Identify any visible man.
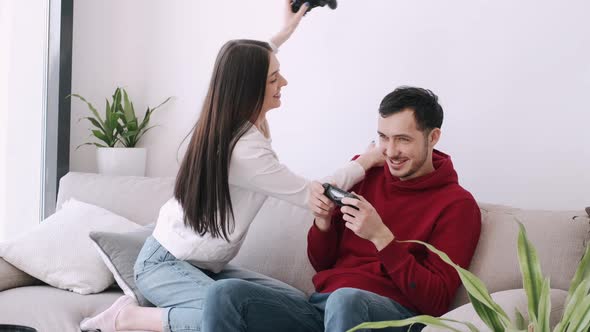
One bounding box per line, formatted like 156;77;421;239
201;86;481;332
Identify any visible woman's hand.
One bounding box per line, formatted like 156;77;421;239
354;141;386;171
270;1;309;49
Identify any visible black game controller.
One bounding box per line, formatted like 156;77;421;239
322;183;359;210
291;0;338;13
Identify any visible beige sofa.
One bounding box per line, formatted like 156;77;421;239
0;172;588;331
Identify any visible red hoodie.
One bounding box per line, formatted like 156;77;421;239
307;150;481;317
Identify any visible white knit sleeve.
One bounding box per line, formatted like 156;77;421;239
229;140;365;208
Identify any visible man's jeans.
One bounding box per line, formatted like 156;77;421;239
134;236;306;332
202;278;420;332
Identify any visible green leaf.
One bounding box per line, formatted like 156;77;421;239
468;292;508;332
346;315;479;332
122;89;137;123
91;130;112;146
515;308;527;330
566;242;590;304
149;96;172;113
134;125;158;143
516;221;544;323
138;107;152;131
138;95;171;131
563;291;590;332
75;142;104;150
537;278;551;332
554;279;590;332
80;117;105;132
402;240;511;331
69;94;105;127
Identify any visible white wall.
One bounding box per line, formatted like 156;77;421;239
70;0;590;211
0;0;48;241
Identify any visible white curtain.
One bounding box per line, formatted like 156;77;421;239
0;0;49;241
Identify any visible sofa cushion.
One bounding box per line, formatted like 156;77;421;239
0;198;142;294
424;288;567;331
89;225;155;306
0;285;122;332
451;204;589;308
56;172;174;226
0;257;40;291
231;197;317;295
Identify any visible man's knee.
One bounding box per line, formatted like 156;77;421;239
325;287;371;314
206;278;255;308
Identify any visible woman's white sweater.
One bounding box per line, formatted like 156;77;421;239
152;125;365;273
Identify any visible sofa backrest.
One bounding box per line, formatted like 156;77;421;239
237;198;590;309
57;172;174;226
57;172;590;310
451;203;589;308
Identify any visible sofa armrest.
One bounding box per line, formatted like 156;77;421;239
0;257;40;291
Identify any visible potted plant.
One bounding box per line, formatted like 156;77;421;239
69;87;171;176
347;221;590;332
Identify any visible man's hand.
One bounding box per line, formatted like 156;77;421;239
354;141;386;171
309;181;336;232
270;1;309;49
340;193;395;251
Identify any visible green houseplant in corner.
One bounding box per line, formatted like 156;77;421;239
347;222;590;332
69;87;171;176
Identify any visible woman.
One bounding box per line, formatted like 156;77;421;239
81;2;384;332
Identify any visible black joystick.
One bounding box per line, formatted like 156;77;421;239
322;183;359;210
291;0;338;13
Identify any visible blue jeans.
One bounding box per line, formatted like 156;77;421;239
134;236;306;332
202;279;421;332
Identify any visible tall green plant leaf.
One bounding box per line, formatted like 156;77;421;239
554;279;590;332
347;315;479;332
68;94;105;127
566;243;590;303
515;308;527;330
467;293;509;331
537;278;551;332
402;240;511;331
80;117;105;132
563;292;590;332
122;89;137;125
516;221;544;323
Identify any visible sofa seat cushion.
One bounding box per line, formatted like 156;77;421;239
0;285;122;332
424;288;567;331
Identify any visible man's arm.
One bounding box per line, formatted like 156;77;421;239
340;196;481;316
377;200;481;316
306;181;346;271
307;217;342;271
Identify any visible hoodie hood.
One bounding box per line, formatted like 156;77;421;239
384;149;459;191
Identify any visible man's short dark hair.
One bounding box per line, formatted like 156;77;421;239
378;86;444;132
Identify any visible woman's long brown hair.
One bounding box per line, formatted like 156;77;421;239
175;40;272;241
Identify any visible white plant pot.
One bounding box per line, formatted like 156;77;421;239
96;147;147;176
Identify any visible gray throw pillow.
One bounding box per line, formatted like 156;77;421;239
89;224;155;306
586;207;590;217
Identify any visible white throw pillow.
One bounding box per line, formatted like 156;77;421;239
0;198;142;294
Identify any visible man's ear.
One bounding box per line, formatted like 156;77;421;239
429;128;441;147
